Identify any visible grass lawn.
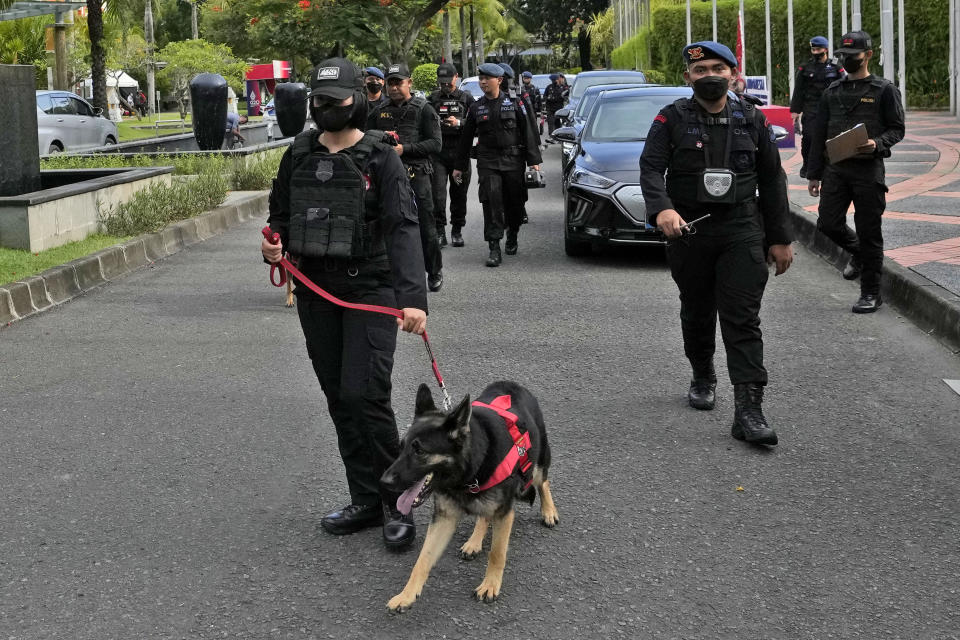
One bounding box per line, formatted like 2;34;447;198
0;234;129;286
116;112;265;142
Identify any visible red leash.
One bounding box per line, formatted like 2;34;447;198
261;226;451;409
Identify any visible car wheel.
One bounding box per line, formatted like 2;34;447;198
47;142;63;155
104;136;117;145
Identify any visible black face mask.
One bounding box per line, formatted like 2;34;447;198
692;75;729;101
366;81;382;94
814;52;827;62
311;103;354;132
842;55;865;73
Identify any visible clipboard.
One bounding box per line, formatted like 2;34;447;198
826;123;869;164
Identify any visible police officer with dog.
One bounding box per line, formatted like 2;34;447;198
806;30;905;313
639;41;794;447
368;63;444;292
261;57;427;548
427;63;474;248
790;36;842;178
453;62;541;267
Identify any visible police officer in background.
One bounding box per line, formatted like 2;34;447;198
261;58;427;548
453;63;541;267
790;36;842;178
364;67;390;114
368;63;444;292
543;73;568;136
639;41;794;447
427;62;474;248
499;63;541;149
806;31;905;313
521;71;543;121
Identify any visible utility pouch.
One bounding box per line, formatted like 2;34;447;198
293;207;361;259
697;168;737;204
524;168;545;188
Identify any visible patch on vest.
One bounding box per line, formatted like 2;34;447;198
315;159;334;182
861;97;875;103
317;67;340;80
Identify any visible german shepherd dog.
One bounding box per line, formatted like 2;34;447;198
381;381;559;612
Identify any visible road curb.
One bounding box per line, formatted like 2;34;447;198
790;204;960;354
0;192;268;328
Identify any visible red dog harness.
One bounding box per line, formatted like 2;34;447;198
468;395;534;494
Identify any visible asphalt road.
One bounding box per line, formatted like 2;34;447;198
2;146;959;640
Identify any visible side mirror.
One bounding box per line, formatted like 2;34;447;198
771;125;788;142
555;108;571;119
93;107;104;117
552;126;577;143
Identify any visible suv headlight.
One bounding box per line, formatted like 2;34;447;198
569;167;616;189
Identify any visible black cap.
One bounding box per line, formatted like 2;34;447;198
437;63;457;82
309;58;362;99
835;30;872;54
386;63;411;80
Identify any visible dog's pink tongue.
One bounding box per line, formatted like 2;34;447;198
396;477;427;515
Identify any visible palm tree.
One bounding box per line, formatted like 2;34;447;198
87;1;108;112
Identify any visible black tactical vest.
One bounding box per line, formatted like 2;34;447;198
429;89;468;139
375;96;428;164
825;76;890;153
475;94;523;155
287;130;388;260
665;97;761;205
800;58;841;114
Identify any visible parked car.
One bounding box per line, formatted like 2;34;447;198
563;86;691;256
36;90;118;155
458;75;481;97
565;70;647;113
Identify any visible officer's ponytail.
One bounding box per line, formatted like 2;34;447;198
350;88;368;130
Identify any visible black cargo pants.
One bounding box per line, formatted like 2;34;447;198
296;275;402;507
477;166;525;241
407;163;443;277
816;164;886;295
431;149;471;231
665;214;770;385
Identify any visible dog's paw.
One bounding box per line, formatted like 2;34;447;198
541;507;559;528
474;577;502;603
284;301;295;308
459;541;484;561
387;590;419;613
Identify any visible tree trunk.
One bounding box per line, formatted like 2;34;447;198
469;4;476;75
577;30;593;71
459;5;469;76
86;0;108;113
477;22;485;67
145;0;156;116
191;1;199;39
442;10;452;63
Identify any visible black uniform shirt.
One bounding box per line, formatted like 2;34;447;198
805;75;905;182
639;97;793;247
790;57;842;116
427;88;475;150
454;92;542;172
267;139;428;312
366;97;442;166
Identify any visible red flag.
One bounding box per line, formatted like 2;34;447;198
736;13;744;71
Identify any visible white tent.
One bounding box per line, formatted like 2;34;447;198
79;71;141;121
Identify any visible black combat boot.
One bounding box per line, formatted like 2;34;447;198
486;240;502;267
451;226;464;247
505;229;518;255
437;226;448;248
842;256;861;280
320;503;384;535
687;362;717;410
731;383;778;445
383;505;416;550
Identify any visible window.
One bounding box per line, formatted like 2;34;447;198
50;96;77;115
71;98;93;116
36;94;54;114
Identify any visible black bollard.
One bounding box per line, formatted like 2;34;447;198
274;82;308;138
190;73;228;151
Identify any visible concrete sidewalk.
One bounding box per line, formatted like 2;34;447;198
784;111;960;353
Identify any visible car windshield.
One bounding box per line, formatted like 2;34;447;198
571;74;644;99
460;80;481;97
583;93;688;142
575;87;632;119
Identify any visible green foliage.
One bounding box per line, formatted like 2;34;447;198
230;149;285;190
412;63;439;92
611;29;650;71
643;68;666;84
0;235;129;287
157;38;248;117
99;167;229;236
40;152;231;176
620;0;947;107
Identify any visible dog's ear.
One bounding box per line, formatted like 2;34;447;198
414;383;436;415
446;394;472;441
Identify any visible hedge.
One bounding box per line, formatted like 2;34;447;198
412;63;439;92
611;0;948;108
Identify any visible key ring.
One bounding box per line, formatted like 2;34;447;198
681;213;712;235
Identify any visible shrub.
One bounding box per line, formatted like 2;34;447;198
231;149;285;190
412;63;439;92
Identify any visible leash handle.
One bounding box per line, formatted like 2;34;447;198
261;226;287;287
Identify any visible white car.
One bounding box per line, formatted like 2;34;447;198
36;90;118;155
